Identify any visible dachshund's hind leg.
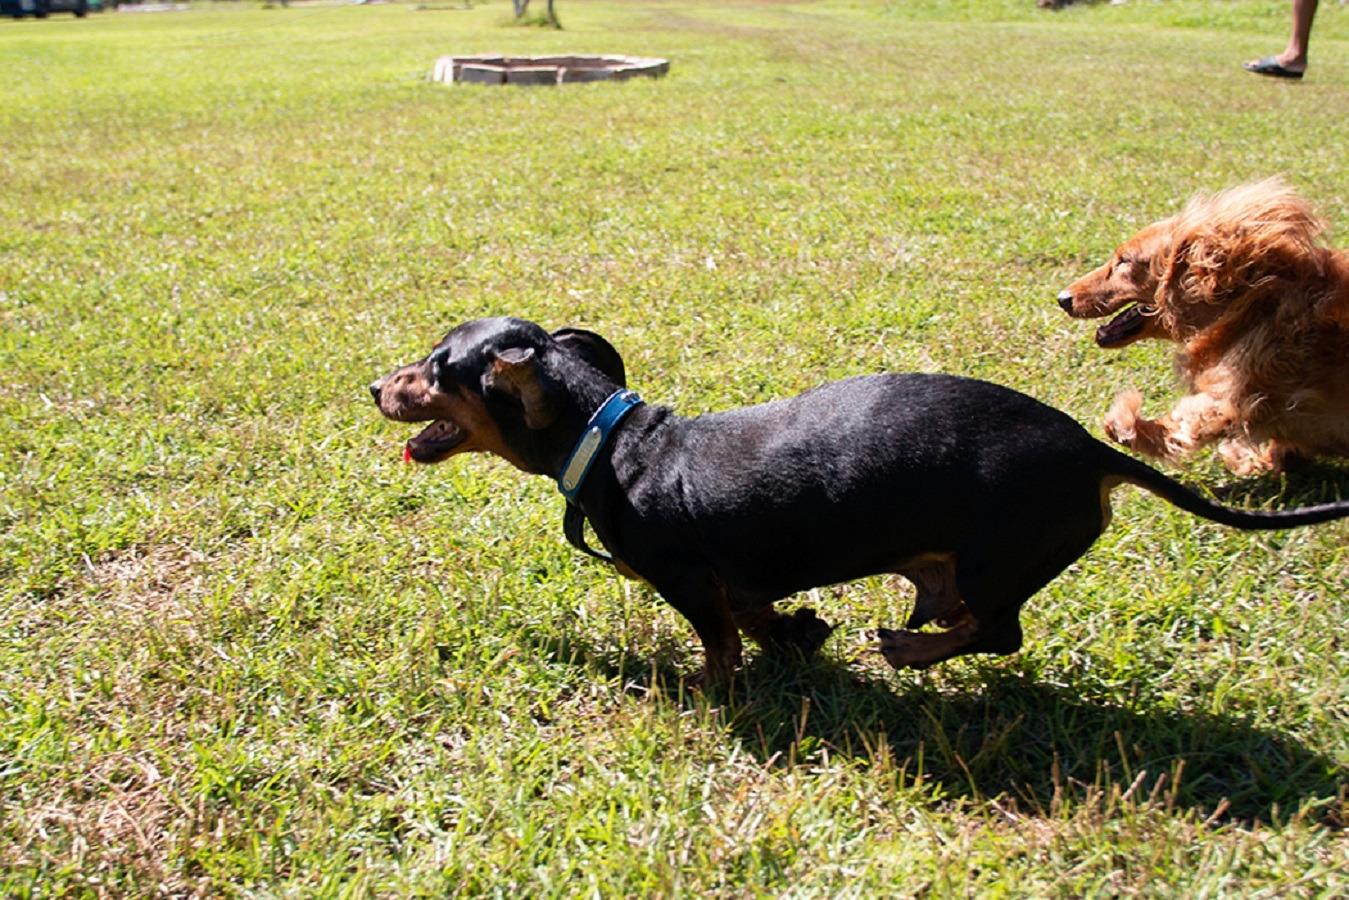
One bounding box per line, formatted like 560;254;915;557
879;510;1103;671
897;555;964;629
877;608;982;670
876;555;979;669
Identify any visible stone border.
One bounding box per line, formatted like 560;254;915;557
432;55;669;86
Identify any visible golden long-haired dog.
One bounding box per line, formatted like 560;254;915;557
1058;179;1349;475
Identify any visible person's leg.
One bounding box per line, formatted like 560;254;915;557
1248;0;1318;74
1281;0;1319;69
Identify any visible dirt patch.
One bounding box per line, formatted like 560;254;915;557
3;752;199;893
85;543;210;623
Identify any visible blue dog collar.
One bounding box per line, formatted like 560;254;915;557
557;389;644;503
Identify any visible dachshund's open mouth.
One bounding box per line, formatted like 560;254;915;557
1095;304;1148;348
405;419;466;463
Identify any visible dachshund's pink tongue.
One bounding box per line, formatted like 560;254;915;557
402;444;413;464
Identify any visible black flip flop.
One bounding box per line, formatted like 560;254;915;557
1244;55;1304;79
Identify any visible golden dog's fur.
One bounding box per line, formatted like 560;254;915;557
1060;179;1349;475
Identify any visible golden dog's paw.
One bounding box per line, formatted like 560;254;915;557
1104;390;1144;445
1218;439;1277;476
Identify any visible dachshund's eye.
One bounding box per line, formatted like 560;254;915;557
1115;258;1132;271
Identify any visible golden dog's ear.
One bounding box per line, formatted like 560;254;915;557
1171;223;1298;306
1149;236;1197;337
1155;237;1192;300
1183;230;1243;304
482;347;562;429
1160;232;1228;300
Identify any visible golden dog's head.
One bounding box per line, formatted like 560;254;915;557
1058;178;1328;350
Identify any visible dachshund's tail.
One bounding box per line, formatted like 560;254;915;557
1103;446;1349;529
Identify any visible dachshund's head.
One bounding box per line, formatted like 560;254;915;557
370;317;626;472
1058;178;1327;350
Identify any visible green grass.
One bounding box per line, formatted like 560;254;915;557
2;0;1348;893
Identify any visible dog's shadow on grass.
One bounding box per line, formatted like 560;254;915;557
1211;459;1349;508
529;631;1346;828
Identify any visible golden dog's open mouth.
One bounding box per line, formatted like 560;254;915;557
1095;304;1148;348
405;419;466;463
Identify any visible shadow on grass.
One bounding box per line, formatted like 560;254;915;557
1211;459;1349;509
528;631;1346;828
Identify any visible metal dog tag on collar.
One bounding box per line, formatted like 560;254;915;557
560;428;604;493
557;389;643;503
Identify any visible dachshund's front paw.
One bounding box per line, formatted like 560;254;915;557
686;647;742;692
682;667;721;693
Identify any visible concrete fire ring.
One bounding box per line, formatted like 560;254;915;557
432;55;669;86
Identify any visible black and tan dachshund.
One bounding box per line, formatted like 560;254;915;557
370;317;1349;685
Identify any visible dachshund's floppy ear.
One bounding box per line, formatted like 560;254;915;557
552;327;627;388
482;347;563;429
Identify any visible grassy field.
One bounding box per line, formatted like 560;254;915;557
2;0;1348;893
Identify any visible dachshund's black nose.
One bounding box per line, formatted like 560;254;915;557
1057;290;1074;312
368;380;383;404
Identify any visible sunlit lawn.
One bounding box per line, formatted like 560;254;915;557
2;0;1347;893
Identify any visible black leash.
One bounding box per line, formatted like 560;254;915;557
557;389;644;567
563;502;614;564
